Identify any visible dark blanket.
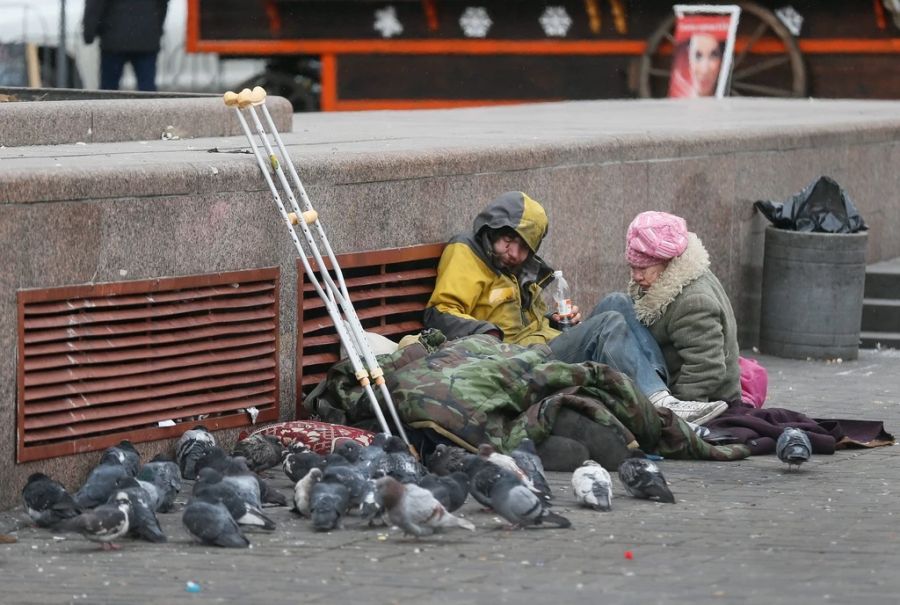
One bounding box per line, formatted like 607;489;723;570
706;404;894;456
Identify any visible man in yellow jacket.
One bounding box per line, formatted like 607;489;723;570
424;191;726;427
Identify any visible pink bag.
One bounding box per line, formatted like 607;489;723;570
739;356;768;408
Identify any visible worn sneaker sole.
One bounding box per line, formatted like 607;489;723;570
687;401;728;425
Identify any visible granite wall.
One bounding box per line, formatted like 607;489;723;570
1;97;898;508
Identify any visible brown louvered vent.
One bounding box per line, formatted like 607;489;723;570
296;243;446;411
17;268;281;462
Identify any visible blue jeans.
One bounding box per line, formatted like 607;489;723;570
548;292;668;397
100;51;158;91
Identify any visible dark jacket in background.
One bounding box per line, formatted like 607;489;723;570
83;0;169;53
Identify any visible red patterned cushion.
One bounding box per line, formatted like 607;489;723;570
249;420;376;455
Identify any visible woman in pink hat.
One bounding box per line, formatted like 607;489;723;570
596;211;741;417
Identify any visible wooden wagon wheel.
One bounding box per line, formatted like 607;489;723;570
638;1;807;98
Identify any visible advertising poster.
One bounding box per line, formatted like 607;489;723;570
668;5;741;99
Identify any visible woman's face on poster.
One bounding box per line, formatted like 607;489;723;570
689;33;723;96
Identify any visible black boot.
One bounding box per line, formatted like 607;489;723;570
548;408;632;470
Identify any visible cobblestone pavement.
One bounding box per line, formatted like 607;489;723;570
1;349;898;605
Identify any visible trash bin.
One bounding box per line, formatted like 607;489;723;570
759;226;868;360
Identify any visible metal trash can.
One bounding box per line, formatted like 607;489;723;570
759;226;868;360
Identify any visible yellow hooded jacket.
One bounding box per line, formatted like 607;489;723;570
424;191;561;345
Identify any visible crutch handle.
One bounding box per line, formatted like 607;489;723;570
237;87;267;108
288;210;318;225
222;90;240;107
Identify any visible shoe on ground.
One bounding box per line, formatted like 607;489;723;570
650;393;728;425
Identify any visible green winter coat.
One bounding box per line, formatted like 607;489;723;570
629;234;742;402
303;331;750;461
424;191;560;345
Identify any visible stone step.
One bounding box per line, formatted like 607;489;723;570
864;257;900;299
860;298;900;332
859;331;900;350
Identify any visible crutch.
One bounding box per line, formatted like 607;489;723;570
223;87;410;445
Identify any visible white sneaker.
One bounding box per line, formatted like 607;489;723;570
649;393;728;425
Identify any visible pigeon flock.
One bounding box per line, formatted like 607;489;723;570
20;425;814;549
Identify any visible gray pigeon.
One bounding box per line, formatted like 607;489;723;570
490;472;571;529
175;426;216;480
63;491;131;550
282;448;326;483
183;496;249;548
192;468;276;530
309;479;351;531
322;463;372;509
137;455;182;513
618;452;675;503
375;476;475;537
113;478;167;543
74;458;130;509
776;427;812;471
100;441;141;477
462;455;504;509
510;438;553;502
22;473;81;528
222;456;287;507
371;436;426;483
418;472;469;513
232;434;284;473
426;443;471;476
571;460;613;511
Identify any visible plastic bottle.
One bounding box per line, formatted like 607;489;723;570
551;270;574;332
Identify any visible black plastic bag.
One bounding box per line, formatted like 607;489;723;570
754;176;867;233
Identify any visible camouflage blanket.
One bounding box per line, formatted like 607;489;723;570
303;332;750;461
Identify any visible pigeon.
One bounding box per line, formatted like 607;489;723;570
74;458;131;509
292;467;323;517
426;443;471;476
100;441;141;477
509;438;553;502
283;448;326;483
478;443;543;498
322;463;374;510
375;476;475;537
113;478;167;543
137;455;182;513
418;472;469;512
183;496;249;548
193;445;231;476
776;427;812;471
618;451;675;503
462;455;505;509
571;460;613;512
232;434;284;473
63;491;132;550
21;473;81;528
371;437;426;483
175;426;216;480
490;472;571;529
192;468;276;530
309;479;351;531
133;478;163;513
222;455;287;507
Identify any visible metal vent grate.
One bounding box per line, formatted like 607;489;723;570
17;268;281;462
296;244;446;410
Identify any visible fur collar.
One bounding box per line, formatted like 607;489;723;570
628;233;710;326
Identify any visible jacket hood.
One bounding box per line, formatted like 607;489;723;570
472;191;548;253
628;233;711;325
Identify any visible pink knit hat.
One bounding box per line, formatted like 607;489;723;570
625;211;689;268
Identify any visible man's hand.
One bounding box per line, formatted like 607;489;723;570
551;305;582;326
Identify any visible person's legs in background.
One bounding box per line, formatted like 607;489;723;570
130;52;159;92
591;292;668;384
548;308;726;425
99;51;128;90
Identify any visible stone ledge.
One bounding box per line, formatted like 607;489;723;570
0;96;293;147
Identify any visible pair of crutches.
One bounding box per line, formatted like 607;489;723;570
223;87;409;445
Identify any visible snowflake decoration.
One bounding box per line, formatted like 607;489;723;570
539;6;572;37
459;7;492;38
374;6;403;38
